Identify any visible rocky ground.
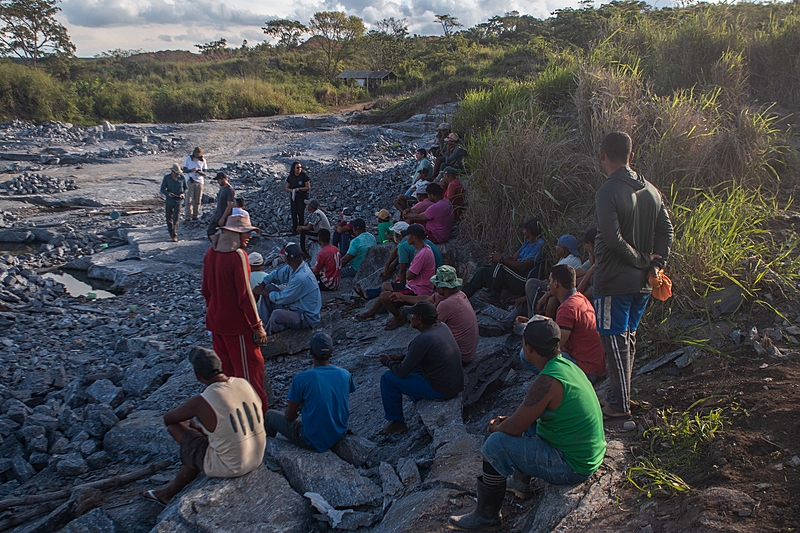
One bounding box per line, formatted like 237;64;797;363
0;109;798;532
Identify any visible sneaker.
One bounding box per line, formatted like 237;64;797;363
506;470;533;499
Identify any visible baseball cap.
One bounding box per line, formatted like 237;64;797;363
304;199;320;209
375;209;391;221
518;217;541;233
577;227;597;245
557;234;580;257
390;221;409;234
442;167;458;176
350;218;366;229
415;183;428;195
213;172;227;181
171;163;181;173
188;346;222;380
248;252;264;266
407;301;438;324
521;315;561;352
281;242;302;259
401;224;426;239
309;331;333;359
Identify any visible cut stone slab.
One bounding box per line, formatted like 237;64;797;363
260;328;314;359
151;464;312;533
331;433;377;467
423;433;483;490
0;229;34;243
59;507;117;533
86;379;124;407
267;438;381;508
416;396;465;450
352;242;394;288
103;410;177;463
372;487;465;533
139;360;203;412
636;348;685;376
697;285;746;317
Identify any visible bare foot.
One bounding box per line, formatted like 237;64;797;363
379;421;408;435
355;312;374;322
384;318;407;330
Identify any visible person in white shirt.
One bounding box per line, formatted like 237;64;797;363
183;147;207;222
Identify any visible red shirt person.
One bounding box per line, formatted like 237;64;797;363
312;228;341;291
440;167;466;222
202;214;269;409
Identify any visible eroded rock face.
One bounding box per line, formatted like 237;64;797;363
151;464;313;533
267;438;382;508
103;410;177;464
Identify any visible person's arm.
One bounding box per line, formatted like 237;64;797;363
596;192;650;269
269;272;307;305
341;253;354;268
396;263;408;284
652;200;674;271
405;212;428;223
577;264;594;294
284;178;293;193
201;251;212;304
160;176;169;197
164;395;217;432
285;400;301;421
558;329;572;351
220;198;234;224
300;177;311;192
487;375;562;436
385;337;425;378
233;250;263;330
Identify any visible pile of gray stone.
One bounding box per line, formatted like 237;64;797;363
0;120;86;144
1;173;77;195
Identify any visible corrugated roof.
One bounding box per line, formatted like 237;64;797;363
338;70;394;79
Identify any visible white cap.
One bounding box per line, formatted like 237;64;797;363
415;183;428;195
248;252;264;266
389;221;409;234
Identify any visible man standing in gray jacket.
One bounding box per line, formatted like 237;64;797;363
593;132;673;420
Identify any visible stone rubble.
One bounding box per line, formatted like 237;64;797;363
1;173;78;195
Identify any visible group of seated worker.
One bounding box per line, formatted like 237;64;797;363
145;331;356;504
526;227;596;318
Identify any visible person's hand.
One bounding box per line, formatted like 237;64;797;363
536;292;550;312
488;416;507;433
389;293;406;303
179;194;185;199
489;252;502;263
649;254;662;263
253;324;267;345
514;316;529;327
380;268;391;280
379;354;390;366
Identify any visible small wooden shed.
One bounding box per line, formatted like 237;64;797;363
337;70;397;90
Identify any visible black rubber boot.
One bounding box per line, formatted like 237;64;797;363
506;469;533;499
448;476;505;531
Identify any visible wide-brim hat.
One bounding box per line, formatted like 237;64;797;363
437;122;451;130
444;133;459;142
220;214;260;234
171;163;181;173
430;265;462;289
375;208;391;220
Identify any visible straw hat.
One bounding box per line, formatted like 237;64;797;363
219;214;260;234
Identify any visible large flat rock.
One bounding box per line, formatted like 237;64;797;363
150;464;312;533
373;487;469;533
416;396;465;450
423;433;483;491
267;438;381;509
103;410;177;464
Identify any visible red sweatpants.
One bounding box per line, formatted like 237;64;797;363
211;333;268;411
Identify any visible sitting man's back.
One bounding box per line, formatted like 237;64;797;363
266;332;356;452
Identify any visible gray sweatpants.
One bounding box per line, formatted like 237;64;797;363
601;331;637;413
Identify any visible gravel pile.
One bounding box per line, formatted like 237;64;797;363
1;173;78;195
0;120;86;143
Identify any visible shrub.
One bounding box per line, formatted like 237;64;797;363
0;62;79;122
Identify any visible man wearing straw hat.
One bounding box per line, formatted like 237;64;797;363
202;213;268;410
160;163;186;242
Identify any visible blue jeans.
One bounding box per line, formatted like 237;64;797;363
265;410;314;450
332;232;352;258
380;369;448;422
482;422;591;484
341;265;357;278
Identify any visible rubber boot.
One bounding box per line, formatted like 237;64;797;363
506;469;533;499
448;476;505;531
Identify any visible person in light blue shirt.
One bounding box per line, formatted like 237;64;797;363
252;243;321;335
265;332;356;452
341;218;377;278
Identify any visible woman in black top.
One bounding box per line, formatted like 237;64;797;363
285;161;311;234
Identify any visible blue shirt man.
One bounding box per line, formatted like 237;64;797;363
253;243;321;335
265;332;356;452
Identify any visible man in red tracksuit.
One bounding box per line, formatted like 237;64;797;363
202;214;269;410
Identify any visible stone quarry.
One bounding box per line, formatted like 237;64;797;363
0;108;778;532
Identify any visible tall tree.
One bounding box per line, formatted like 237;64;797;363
309;11;364;79
362;17;409;71
262;19;307;49
0;0;74;68
434;14;462;51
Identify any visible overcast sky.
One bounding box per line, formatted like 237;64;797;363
57;0;600;57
